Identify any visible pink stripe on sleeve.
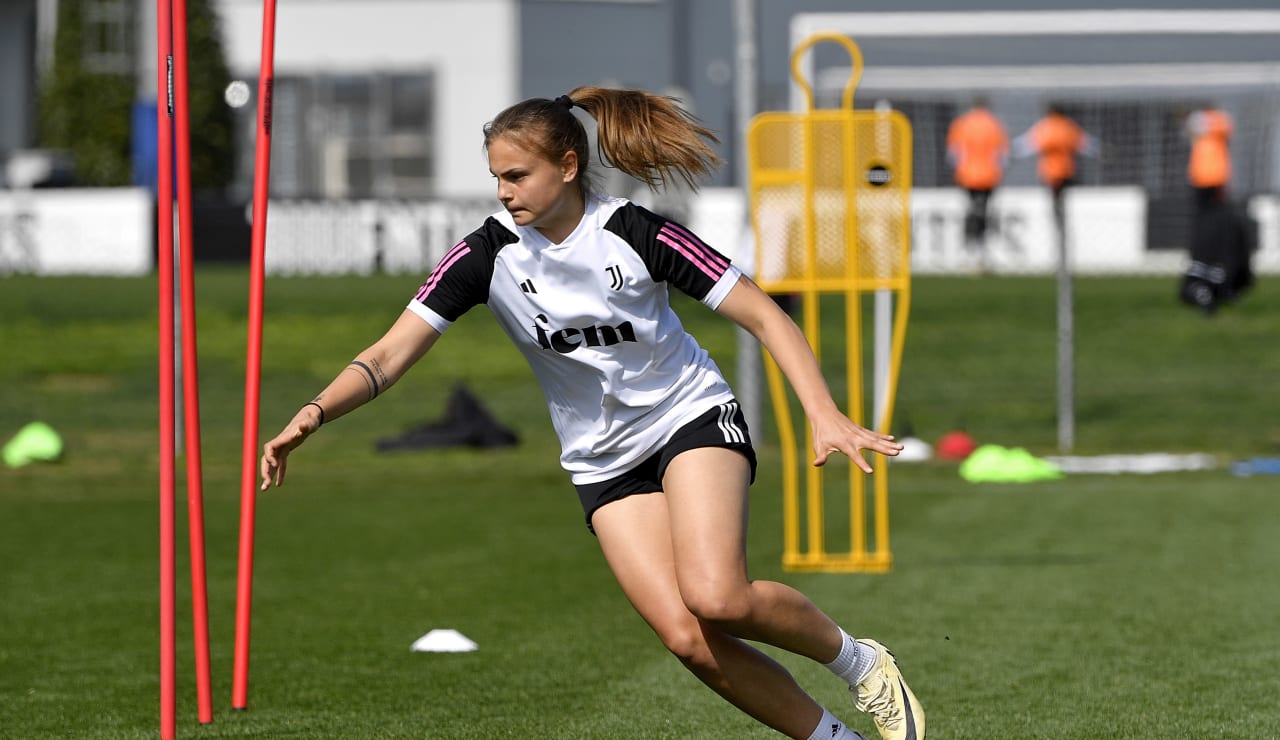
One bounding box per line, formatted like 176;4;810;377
657;224;727;280
663;222;729;270
657;232;721;280
415;241;471;301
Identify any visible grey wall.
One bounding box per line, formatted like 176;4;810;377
0;0;38;170
519;0;680;95
520;0;740;186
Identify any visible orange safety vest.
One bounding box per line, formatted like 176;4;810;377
1025;113;1087;188
1187;109;1232;188
947;108;1009;190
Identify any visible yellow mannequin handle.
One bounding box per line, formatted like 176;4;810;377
790;32;864;111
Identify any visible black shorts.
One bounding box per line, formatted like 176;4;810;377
574;401;757;533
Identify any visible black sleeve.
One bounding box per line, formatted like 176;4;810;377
412;217;515;322
604;203;733;301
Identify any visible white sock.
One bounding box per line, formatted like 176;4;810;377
806;707;863;740
823;629;878;686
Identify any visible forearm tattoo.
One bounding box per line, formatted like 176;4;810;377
348;360;383;401
370;358;388;387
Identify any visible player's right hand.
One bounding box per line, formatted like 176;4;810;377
259;407;322;490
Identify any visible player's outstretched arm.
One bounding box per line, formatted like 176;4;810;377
260;310;441;490
715;275;902;473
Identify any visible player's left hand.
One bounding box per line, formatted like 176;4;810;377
810;411;903;473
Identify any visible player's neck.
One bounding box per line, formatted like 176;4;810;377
534;192;586;244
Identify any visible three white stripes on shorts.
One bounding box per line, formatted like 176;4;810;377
717;402;745;444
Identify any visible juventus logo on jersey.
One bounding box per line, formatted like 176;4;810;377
519;278;537;294
606;265;624;290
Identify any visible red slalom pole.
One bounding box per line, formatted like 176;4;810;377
233;0;279;711
170;0;215;724
156;0;176;736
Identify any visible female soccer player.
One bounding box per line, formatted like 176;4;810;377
259;87;925;740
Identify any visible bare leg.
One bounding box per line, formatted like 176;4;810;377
656;446;927;739
661;447;846;662
593;492;826;739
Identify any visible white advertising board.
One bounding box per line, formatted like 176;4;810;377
0;188;152;276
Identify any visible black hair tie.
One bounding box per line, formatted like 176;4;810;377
554;95;574;111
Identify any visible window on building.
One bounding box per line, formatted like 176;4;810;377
82;0;132;75
232;71;435;200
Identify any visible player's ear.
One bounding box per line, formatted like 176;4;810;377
560;150;579;184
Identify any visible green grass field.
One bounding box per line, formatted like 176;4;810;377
2;270;1278;738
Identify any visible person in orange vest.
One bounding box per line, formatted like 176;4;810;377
1186;107;1233;212
1013;104;1097;219
947;97;1009;252
1180;107;1252;314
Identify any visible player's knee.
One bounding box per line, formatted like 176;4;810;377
658;624;712;668
680;588;751;626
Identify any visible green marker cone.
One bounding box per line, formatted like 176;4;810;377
3;421;64;468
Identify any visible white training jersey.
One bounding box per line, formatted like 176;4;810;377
406;195;742;484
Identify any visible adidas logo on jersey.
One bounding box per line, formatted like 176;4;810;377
533;313;637;354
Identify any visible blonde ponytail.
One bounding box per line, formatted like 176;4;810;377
568;86;722;190
483;86;722;195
